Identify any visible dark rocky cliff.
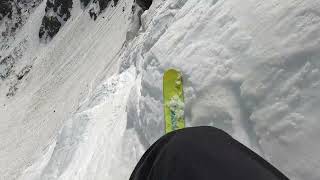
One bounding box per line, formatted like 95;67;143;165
39;0;73;41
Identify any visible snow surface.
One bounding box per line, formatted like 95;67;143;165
1;0;320;179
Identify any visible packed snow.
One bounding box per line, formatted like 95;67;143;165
0;0;320;179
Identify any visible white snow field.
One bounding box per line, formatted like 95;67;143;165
0;0;320;179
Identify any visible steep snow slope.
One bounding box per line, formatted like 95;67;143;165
125;0;320;180
0;0;134;179
122;0;320;179
1;0;320;180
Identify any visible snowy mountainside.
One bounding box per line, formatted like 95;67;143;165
0;0;135;179
0;0;320;180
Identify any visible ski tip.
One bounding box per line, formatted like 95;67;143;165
163;69;182;80
164;68;181;74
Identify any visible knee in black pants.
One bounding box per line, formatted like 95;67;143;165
130;126;289;180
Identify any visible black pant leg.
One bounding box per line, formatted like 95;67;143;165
129;126;289;180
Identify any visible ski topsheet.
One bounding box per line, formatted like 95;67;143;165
163;69;185;133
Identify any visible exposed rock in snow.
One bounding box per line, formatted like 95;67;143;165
0;55;15;79
39;0;73;41
87;0;119;20
80;0;91;8
0;0;13;21
136;0;153;10
0;0;42;50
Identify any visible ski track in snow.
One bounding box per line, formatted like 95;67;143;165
0;0;320;179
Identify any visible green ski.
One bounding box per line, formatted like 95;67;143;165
163;69;185;133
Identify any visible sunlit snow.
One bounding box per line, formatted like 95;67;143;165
0;0;320;180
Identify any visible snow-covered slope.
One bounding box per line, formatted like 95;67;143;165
128;0;320;179
1;0;134;179
1;0;320;179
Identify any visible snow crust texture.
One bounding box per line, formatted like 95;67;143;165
0;0;320;179
122;0;320;179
